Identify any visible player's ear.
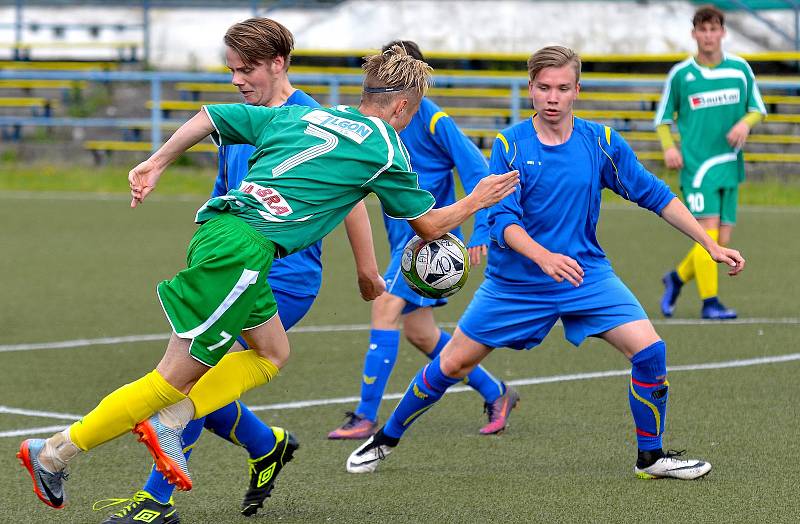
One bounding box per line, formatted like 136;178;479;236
271;55;286;72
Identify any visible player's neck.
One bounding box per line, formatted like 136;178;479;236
695;50;723;68
532;114;574;146
266;77;295;107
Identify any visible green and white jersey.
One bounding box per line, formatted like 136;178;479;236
654;54;767;189
197;104;435;256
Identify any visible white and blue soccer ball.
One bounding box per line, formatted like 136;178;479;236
400;233;470;299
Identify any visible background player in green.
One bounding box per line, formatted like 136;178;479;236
18;46;520;512
655;5;766;320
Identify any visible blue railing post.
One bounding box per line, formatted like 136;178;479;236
150;76;162;153
510;82;521;124
330;78;340;107
13;0;23;61
142;0;151;66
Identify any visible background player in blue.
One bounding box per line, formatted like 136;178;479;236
328;40;518;441
346;46;745;480
100;18;382;523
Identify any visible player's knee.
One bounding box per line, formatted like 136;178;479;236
405;329;438;352
249;341;290;369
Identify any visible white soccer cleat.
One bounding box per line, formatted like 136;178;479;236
634;450;712;480
346;433;395;474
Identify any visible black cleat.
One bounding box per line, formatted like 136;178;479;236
241;427;299;517
94;490;180;524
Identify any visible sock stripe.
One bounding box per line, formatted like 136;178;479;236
631;377;666;388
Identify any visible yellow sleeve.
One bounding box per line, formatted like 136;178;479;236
740;111;765;129
656;124;676;151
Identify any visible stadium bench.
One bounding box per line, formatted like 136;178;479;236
83;140;216;164
0;60;119;71
6;41;141;62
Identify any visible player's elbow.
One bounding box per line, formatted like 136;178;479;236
409;217;442;241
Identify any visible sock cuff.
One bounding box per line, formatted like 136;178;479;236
369;328;401;346
630;340;667;382
423;358;461;392
147;370;187;405
705;228;720;241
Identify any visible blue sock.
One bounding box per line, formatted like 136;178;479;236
355;329;400;422
384;357;460;439
628;340;669;452
143;417;205;504
427;330;505;403
203;401;276;459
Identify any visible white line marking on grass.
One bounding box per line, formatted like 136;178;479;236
0;405;82;420
3;352;799;438
1;318;798;353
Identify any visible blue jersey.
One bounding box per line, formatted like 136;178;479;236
487;117;675;290
212;89;322;297
382;97;490;252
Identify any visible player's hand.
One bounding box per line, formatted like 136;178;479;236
128;158;164;208
358;273;385;301
709;245;746;276
534;250;584;287
472;170;520;209
726;121;750;150
663;147;683;170
468;244;488;266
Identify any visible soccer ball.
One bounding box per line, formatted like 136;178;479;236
400;233;470;299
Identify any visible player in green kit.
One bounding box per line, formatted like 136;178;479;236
655;5;766;320
18;46;520;512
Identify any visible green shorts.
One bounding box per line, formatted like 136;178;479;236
680;184;739;225
157;213;277;366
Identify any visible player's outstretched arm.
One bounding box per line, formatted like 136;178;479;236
409;170;519;241
504;224;584;287
344;200;385;301
660;198;745;276
129;111;215;208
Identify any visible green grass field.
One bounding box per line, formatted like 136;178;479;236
1;187;799;523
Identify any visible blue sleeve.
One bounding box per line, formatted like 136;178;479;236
430;113;490;247
600;128;675;214
211;146;228;198
487;134;524;249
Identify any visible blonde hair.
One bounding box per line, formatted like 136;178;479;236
224;18;294;68
361;45;432;106
527;45;581;83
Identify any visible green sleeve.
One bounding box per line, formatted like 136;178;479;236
654;67;680;126
203;104;278;146
743;62;767;115
366;165;435;219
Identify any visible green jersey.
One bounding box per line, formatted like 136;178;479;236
197;104;435;256
654;54;766;189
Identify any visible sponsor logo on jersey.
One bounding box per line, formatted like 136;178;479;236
239;181;293;216
301;109;373;143
688;88;740;110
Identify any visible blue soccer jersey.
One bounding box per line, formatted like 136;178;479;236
381;97;490;310
487;117;675;290
383;97;490;251
212;89;322;297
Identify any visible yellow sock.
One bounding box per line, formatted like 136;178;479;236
676;247;695;283
694;229;719;300
189;350;279;419
69;370;185;451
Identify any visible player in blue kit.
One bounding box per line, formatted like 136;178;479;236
98;18;382;523
328;41;518;441
346;46;745;480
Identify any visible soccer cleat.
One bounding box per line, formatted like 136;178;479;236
345;429;397;474
133;415;192;491
17;439;68;509
635;450;712;480
479;387;520;435
327;411;378;440
701;299;737;320
241;427;299;517
94;491;180;524
660;270;683;317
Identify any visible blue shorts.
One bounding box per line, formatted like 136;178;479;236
384;247;447;315
236;288;315;348
458;274;647;350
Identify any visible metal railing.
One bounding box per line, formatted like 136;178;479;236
0;69;798;153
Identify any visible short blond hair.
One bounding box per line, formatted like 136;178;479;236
527;45;581;83
361;45;432;106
